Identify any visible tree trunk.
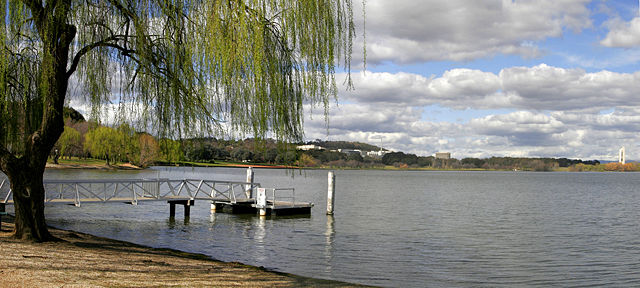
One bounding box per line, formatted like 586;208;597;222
0;2;76;242
7;163;53;242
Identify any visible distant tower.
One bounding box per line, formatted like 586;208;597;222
619;147;626;164
372;135;383;152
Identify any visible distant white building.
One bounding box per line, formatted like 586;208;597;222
296;144;324;151
619;147;626;164
367;150;388;158
435;152;451;160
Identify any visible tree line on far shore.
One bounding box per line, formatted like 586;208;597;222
55;111;163;167
55;108;635;171
54;108;300;167
297;150;611;171
299;150;640;172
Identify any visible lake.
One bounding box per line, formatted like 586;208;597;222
5;168;640;287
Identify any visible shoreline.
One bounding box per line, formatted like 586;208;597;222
45;158;635;172
45;162;144;170
0;216;369;287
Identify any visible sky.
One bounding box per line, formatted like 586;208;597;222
301;0;640;161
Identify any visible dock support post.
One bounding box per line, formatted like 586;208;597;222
184;202;191;218
327;171;335;215
210;201;217;212
168;199;194;218
245;167;254;198
169;202;176;218
257;188;267;216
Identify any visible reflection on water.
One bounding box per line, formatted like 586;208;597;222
253;216;267;262
16;167;640;287
167;217;190;227
324;215;335;274
209;210;217;223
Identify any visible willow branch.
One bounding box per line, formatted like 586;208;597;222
66;35;134;78
107;0;139;24
20;0;43;17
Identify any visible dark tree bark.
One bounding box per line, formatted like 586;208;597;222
7;161;52;241
1;0;76;241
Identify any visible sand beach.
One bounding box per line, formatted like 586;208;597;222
0;217;366;287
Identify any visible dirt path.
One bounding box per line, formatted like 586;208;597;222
0;219;367;287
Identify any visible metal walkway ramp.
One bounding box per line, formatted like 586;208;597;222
0;178;313;216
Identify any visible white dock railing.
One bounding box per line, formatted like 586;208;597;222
270;188;297;208
0;178;261;207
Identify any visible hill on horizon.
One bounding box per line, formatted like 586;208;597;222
306;140;384;152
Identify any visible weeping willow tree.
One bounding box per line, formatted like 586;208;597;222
0;0;359;241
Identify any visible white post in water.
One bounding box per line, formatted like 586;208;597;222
257;187;267;216
210;186;217;212
245;167;254;198
327;171;335;215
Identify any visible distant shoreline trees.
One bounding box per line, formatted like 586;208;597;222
55;110;633;172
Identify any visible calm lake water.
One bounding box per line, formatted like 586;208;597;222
5;168;640;287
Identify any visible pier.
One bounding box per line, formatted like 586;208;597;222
0;174;313;217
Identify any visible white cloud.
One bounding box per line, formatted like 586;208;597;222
341;64;640;112
469;111;566;146
601;17;640;47
552;110;640;131
305;105;640;160
357;0;592;64
304;63;640;160
307;2;640;160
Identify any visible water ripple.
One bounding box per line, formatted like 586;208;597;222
34;168;640;287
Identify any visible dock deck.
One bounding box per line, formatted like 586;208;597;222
0;178;313;217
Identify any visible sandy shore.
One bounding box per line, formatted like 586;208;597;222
0;217;367;287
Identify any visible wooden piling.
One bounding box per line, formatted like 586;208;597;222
210;201;217;212
169;202;176;218
168;199;194;218
184;204;190;219
256;188;267;216
327;171;335;215
245;167;254;198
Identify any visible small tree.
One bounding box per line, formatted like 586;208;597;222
159;139;184;163
57;126;83;159
298;153;319;167
84;126;123;165
117;124;139;163
136;134;160;167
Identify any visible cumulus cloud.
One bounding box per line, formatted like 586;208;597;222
552;110;640;131
469;111;566;146
340;64;640;112
305;63;640;160
305;105;640;159
356;0;591;64
601;17;640;47
303;2;640;160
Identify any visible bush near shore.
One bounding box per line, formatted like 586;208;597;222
569;162;640;172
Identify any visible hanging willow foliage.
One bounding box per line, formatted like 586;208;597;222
96;0;353;141
1;0;357;153
0;0;359;242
